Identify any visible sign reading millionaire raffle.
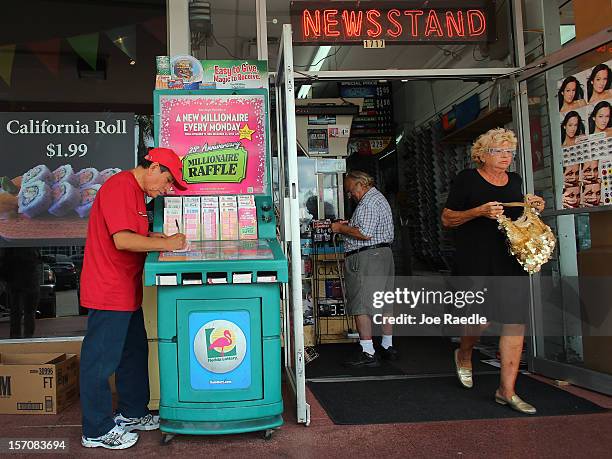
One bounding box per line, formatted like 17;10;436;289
156;92;269;196
290;0;496;45
0;112;135;245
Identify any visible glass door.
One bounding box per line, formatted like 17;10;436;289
275;24;310;425
517;37;612;395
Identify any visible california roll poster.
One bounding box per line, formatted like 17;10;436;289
0;112;135;245
157;93;268;195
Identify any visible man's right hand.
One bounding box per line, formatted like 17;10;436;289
164;233;187;251
477;201;504;219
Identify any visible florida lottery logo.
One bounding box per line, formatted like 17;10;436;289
194;320;246;373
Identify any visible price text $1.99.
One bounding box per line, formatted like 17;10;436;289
46;143;88;158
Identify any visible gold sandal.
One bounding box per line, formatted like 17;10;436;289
454;349;473;389
495;391;537;415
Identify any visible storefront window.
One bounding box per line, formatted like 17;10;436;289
0;1;166;340
524;45;612;374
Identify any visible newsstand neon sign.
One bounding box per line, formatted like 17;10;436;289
290;1;495;44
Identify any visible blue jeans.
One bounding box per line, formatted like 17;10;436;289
80;308;150;438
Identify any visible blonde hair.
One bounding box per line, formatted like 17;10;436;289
471;128;518;166
346;170;375;187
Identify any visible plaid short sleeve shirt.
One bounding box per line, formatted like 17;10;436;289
345;187;394;252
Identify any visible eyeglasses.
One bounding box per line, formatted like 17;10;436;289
488;148;517;157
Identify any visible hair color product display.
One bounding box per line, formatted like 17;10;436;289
559;59;612;209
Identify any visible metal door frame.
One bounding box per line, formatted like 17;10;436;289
275;23;310;426
513;26;612;395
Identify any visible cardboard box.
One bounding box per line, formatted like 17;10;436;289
142;286;158;340
148;341;160;411
0;353;78;414
303;324;315;347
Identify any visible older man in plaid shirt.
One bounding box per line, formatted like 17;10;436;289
331;170;396;367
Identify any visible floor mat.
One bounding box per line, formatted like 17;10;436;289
308;374;608;424
306;337;496;379
306;343;404;379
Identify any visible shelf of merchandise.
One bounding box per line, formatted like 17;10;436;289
310;250;356;344
403;122;472;271
441;108;513;144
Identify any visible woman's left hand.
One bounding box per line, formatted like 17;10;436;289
526;194;545;212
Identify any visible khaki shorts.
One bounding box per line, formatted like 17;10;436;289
344;247;394;316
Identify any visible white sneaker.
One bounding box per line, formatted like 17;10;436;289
114;412;160;432
81;425;139;449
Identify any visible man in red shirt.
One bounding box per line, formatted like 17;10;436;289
80;148;187;450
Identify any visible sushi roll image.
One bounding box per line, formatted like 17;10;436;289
52;165;78;186
48;182;80;217
18;180;53;218
97;168;122;184
75;168;100;189
75;184;101;218
22;165;52;185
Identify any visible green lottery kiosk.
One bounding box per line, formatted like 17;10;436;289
144;85;287;443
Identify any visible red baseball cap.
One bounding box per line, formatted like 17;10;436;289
145;147;188;191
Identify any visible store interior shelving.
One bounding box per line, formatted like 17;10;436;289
403;123;471;271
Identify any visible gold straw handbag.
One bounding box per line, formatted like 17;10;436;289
496;201;556;274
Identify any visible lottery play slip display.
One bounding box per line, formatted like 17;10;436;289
145;87;287;443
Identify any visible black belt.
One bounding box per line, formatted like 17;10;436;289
345;243;390;257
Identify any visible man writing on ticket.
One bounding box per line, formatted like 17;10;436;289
79;147;188;450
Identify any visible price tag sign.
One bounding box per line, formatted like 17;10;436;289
0;112;135;245
0;113;135;180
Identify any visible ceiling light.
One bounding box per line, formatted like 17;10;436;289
309;45;331;71
297;46;332;99
298;84;311;99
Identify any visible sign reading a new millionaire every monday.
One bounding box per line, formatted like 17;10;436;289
157;93;268;195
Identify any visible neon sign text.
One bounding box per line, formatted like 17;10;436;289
291;1;495;44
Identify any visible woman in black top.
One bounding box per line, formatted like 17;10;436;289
441;128;545;415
